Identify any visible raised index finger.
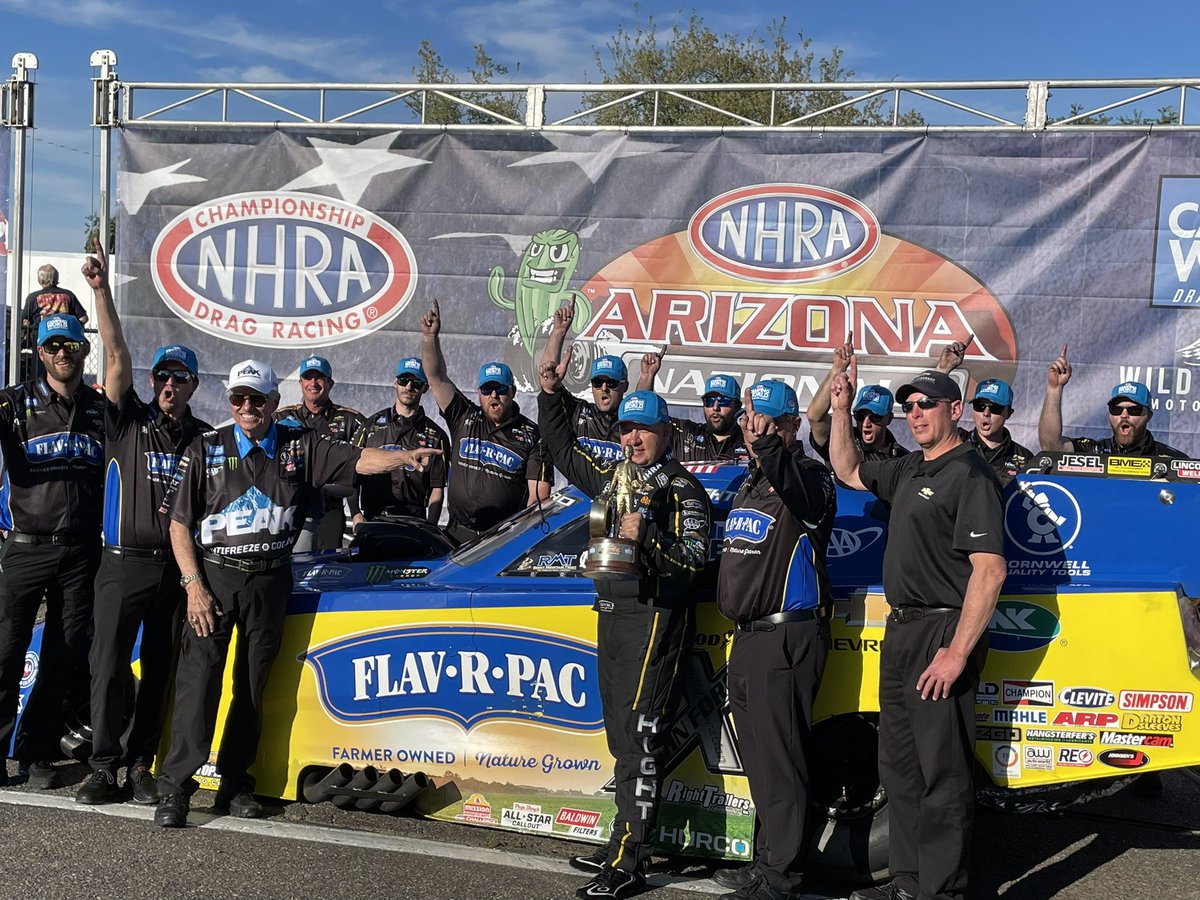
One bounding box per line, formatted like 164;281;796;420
743;387;754;416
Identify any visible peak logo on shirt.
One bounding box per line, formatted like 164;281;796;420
723;509;775;544
200;486;296;544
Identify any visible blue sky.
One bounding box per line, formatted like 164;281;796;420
2;0;1195;250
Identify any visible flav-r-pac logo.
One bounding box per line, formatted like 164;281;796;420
1152;176;1200;308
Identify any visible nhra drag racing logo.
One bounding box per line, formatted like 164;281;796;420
152;191;417;348
303;624;603;730
20;651;38;690
688;184;880;283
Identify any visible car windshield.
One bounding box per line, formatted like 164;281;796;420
449;491;582;567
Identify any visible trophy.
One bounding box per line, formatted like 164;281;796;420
583;446;643;580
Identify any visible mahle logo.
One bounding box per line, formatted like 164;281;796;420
988;600;1061;652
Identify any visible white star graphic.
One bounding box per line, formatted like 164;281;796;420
431;222;600;254
279;132;429;203
118;159;207;216
508;134;676;183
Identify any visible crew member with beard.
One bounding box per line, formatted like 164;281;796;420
354;356;449;523
1038;343;1188;460
807;337;908;465
538;346;711;900
0;312;105;789
420;299;552;543
74;241;213;806
638;349;749;462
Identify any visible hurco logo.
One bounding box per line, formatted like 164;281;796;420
152;191;417;347
303;624;603;730
988;601;1061;652
688;184;879;283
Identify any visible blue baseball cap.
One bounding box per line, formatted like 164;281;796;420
703;374;741;401
973;378;1014;408
396;357;428;383
37;314;84;345
853;385;894;417
1111;381;1151;406
589;355;628;382
151;345;199;376
748;380;799;419
300;355;333;378
478;361;514;389
617;390;670;426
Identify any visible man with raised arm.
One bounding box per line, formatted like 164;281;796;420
638;348;748;462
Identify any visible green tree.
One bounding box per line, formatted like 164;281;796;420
1048;101;1179;126
83;213;116;254
410;40;523;126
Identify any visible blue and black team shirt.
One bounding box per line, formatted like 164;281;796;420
167;422;360;561
0;378;105;535
671;418;749;463
559;393;623;465
717;438;836;622
103;386;212;550
355;406;449;519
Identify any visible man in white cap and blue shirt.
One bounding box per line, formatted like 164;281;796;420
154;359;441;827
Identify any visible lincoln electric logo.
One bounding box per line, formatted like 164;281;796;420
152;191;417;347
688;184;880;283
303;625;603;730
723;510;774;544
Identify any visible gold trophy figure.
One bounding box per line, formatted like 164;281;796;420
583;445;643;579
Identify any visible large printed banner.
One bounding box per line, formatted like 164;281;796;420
116;128;1200;455
0;126;10;378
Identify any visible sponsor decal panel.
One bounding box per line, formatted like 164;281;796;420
1053;711;1118;727
1058;687;1115;709
1106;457;1151;477
657;826;752;860
992;744;1021;778
1099;731;1175;748
1002;680;1054;706
977;726;1021;743
1024;744;1055;772
1118;690;1193;712
1171;459;1200;479
1025;729;1096;745
1122;713;1184;733
1058;748;1094;768
1098;749;1151;769
994;709;1047;724
988;600;1062;652
501;801;554;833
1004;483;1090;579
555;807;604;839
461;792;494;824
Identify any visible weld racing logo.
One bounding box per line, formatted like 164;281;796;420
152;190;416;347
303;624;603;730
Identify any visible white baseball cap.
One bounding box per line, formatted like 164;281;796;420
225;359;279;395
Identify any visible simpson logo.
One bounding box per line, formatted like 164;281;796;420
1098;749;1150;769
458;438;523;473
1058;687;1115;709
1057;748;1094;767
688;184;880;283
152;190;416;348
988;600;1061;653
303;624;602;730
1004;481;1082;557
20;651;38;690
1122;713;1184;732
1119;690;1193;712
1106;456;1151;477
723;510;775;545
1002;680;1054;706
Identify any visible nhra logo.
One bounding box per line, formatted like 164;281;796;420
988;600;1061;652
459;438;522;473
1004;481;1082;556
688;184;880;283
152;191;417;348
303;624;603;730
723;510;775;544
827;524;884;558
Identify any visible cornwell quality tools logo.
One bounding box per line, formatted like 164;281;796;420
152;191;417;347
302;625;603;730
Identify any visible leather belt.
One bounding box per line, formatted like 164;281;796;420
201;551;289;574
736;608;822;632
888;606;958;625
6;532;87;547
105;545;169;561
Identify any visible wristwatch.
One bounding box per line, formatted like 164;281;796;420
179;572;203;587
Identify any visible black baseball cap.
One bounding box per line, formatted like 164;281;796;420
895;370;962;404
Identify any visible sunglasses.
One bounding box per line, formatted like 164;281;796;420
900;398;949;414
153;368;194;385
1108;402;1147;417
41;339;82;355
229;393;268;409
591;377;622;390
854;411;886;424
971;399;1008;415
702;395;735;409
479;383;511;397
395;375;426;389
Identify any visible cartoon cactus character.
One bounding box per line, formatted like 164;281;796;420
488;228;592;357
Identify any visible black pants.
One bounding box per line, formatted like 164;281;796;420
878;610;986;900
597;598;693;874
88;551;184;773
157;562;292;796
728;619;828;892
0;538;99;763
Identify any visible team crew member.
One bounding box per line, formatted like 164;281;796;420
154;360;440;828
957;379;1033;484
828;366;1005;900
638;349;749;462
75;243;213;806
354;357;450;523
21;264;88;380
1039;344;1188;459
808;338;907;465
274;355;364;549
0;313;105;789
539;349;712;900
420;299;552;542
711;381;836;900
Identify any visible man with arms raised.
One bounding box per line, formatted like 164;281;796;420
638;348;748;462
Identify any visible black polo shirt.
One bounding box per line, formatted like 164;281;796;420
103;386;213;550
441;391;550;532
811;426;909;466
560;394;623;465
1069;429;1189;460
356;406;449;519
274;399;364;444
0;378;106;535
859;442;1004;609
167;422;360;561
671;418;749;463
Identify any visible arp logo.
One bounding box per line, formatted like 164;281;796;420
152;190;416;348
687;184;880;283
988;600;1061;652
827;525;884;558
1004;481;1082;556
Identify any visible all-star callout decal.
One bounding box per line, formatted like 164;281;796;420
152;191;417;347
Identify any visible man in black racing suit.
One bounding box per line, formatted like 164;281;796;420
539;354;712;900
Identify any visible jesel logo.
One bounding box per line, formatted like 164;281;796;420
152;191;416;348
303;624;603;730
688;184;879;283
988;600;1061;652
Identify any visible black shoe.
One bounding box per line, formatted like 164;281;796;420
850;884;916;900
154;793;190;828
569;848;611;873
75;770;117;805
575;867;645;899
20;761;59;790
720;873;794;900
126;765;159;805
213;790;262;819
712;863;759;890
1133;771;1163;799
